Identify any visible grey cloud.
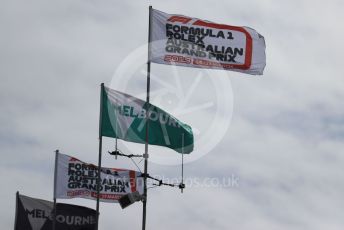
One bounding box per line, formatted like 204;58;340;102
1;0;344;229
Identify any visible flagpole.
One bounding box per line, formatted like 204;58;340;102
142;5;152;230
14;191;19;230
181;134;184;193
53;149;59;230
96;83;104;230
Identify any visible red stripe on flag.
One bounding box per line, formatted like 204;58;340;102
129;170;137;192
192;20;253;70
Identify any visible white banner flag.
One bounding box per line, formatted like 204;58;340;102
55;153;143;202
151;9;266;75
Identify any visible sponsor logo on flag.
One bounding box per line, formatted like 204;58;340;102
150;9;266;75
15;193;96;230
55;153;143;202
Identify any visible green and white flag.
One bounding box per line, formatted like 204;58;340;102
101;86;193;154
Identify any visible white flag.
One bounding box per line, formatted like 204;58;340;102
151;9;266;75
55;153;143;202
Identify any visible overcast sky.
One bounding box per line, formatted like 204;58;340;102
1;0;344;229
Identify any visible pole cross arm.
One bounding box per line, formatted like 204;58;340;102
140;174;183;188
108;150;143;158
